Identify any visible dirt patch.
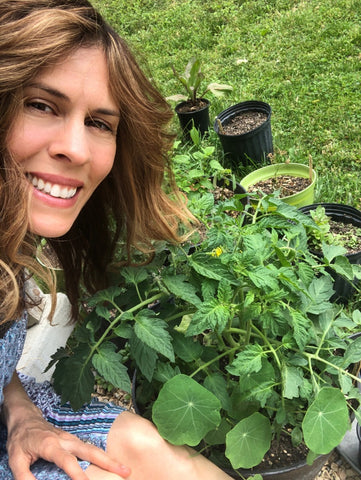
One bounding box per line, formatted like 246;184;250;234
222;110;267;135
248;174;311;197
176;98;208;113
328;219;361;255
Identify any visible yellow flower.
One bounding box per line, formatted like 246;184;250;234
211;246;223;257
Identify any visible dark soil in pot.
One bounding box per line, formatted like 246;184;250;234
221;110;268;135
176;98;208;113
248;175;312;198
326;219;361;255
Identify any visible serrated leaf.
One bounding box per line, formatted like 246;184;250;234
189;253;239;285
172;331;202;362
52;345;94;410
289;311;312;350
331;256;354;280
227;344;265;375
134;310;174;362
121;266;149;285
129;334;158;382
204;373;232;411
152;374;221;445
92;343;131;393
282;365;303;399
162;274;201;306
322;243;347;263
86;286;122;307
186;298;232;335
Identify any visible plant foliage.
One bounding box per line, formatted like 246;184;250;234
51;184;361;474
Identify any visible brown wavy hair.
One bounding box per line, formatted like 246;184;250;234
0;0;191;322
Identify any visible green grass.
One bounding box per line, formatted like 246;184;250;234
93;0;361;207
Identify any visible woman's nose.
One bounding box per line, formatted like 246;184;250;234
48;118;91;165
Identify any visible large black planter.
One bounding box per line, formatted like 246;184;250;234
299;203;361;302
175;98;210;139
214;100;273;169
227;452;330;480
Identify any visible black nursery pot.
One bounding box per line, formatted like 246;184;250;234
299;203;361;303
227;452;330;480
175;98;210;139
214;100;273;169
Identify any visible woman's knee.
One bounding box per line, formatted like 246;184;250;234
107;411;165;454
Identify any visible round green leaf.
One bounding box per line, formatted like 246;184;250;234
225;412;271;469
302;387;350;454
152;374;221;446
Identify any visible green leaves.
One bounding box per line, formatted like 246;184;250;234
226;413;271;469
152;375;221;445
92;343;131;393
134;309;174;362
302;387;350;454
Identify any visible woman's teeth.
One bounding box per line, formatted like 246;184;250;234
27;174;77;199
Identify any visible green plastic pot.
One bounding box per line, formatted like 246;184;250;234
240;163;317;208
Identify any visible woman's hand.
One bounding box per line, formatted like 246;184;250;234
3;373;131;479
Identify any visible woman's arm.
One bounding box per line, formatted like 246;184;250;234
2;372;130;479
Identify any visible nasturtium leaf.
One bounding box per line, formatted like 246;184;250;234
302;387;349;454
134;310;174;362
225;412;271;469
92;343;131;393
152;374;221;446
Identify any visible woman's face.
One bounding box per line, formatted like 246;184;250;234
7;47;119;238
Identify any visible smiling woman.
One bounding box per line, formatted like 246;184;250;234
0;1;231;479
7;47;118;238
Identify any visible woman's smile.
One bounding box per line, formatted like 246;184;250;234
6;46;119;238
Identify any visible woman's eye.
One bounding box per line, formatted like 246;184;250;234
86;118;113;133
26;101;53;113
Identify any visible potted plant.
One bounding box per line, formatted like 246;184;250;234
167;57;233;139
299;203;361;303
240;157;317;209
214;100;273;170
50;195;361;479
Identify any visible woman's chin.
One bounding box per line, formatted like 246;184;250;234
29;220;73;238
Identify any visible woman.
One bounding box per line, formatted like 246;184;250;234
0;0;232;478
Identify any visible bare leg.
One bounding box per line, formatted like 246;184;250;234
85;411;232;479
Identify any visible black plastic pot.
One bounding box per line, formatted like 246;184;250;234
299;203;361;302
227;452;330;480
214;100;273;169
175;98;210;139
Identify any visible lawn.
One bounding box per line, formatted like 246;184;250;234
93;0;361;207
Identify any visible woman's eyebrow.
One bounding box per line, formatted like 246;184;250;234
26;82;120;117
